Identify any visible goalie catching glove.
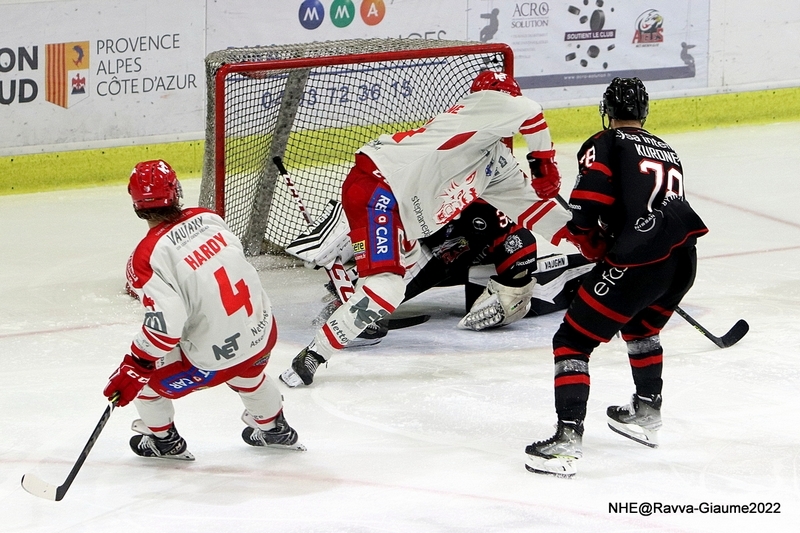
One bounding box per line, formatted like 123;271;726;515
285;199;353;269
458;276;536;331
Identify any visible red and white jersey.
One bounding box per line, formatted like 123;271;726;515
357;89;568;241
126;208;275;371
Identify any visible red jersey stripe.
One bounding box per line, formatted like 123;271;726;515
363;285;397;313
571;190;615;205
629;354;663;368
577;286;631;323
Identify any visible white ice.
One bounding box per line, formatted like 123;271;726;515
2;123;799;532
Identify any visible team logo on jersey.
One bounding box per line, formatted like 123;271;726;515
504;234;523;254
431;237;470;264
435;171;478;224
143;311;167;333
472;217;487;231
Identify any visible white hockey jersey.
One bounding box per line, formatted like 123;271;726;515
126;208;275;371
357;89;569;241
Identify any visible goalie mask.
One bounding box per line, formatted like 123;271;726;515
470;71;522;97
600;77;649;125
128;160;182;211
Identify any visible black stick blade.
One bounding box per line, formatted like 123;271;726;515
719;319;749;348
387;314;431;330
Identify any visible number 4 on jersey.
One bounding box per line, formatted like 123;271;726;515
214;267;253;316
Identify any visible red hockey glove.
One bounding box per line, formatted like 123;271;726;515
551;223;608;262
103;354;155;407
527;152;561;200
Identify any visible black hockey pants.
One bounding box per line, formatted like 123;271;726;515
551;246;698;422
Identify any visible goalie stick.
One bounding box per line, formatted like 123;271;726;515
554;195;748;348
273;157;428;331
21;396;117;501
274;156;355;304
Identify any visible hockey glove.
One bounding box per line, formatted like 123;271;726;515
284;200;353;269
458;277;536;331
103;354;155;407
551;222;608;262
527;151;561;200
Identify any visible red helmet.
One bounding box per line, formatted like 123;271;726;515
470;71;522;97
128;160;182;211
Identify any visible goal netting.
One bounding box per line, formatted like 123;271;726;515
198;38;513;255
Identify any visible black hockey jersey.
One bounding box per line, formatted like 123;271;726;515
570;127;708;267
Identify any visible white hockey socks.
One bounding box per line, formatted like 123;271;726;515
311;272;405;358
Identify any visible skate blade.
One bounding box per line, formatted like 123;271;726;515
607;420;659;448
524;453;577;478
345;336;383;348
262;442;307;452
279;368;305;388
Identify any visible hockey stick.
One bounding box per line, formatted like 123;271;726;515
555;194;748;347
21;396;117;501
274;156;356;303
674;307;749;348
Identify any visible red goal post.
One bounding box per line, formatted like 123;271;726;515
198;38;514;255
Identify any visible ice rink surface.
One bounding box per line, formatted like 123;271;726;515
2;122;799;532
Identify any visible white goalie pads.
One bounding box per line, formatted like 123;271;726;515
285;200;353;268
457;277;536;331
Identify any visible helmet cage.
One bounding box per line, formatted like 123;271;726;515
600;77;649;125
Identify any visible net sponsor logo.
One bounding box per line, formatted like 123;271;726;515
299;0;386;30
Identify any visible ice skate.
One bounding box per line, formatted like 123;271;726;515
279;347;326;387
524;420;583;478
129;420;195;461
607;394;662;448
241;411;306;451
347;318;389;347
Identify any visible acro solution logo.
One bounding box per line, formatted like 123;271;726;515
299;0;386;29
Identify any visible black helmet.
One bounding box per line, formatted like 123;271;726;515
601;77;649;124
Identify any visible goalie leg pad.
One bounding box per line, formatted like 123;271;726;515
458;277;536;331
311;272;405;358
285;200;353;268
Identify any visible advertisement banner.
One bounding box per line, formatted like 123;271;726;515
0;0;206;154
466;0;710;102
206;0;469;50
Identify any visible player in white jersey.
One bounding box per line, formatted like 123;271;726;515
103;160;304;460
280;71;570;388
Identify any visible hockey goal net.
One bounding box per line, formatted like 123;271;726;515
198;38;514;255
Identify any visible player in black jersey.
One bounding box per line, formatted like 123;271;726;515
302;199;594;337
525;77;709;477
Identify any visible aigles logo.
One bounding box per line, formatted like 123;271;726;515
299;0;386;30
